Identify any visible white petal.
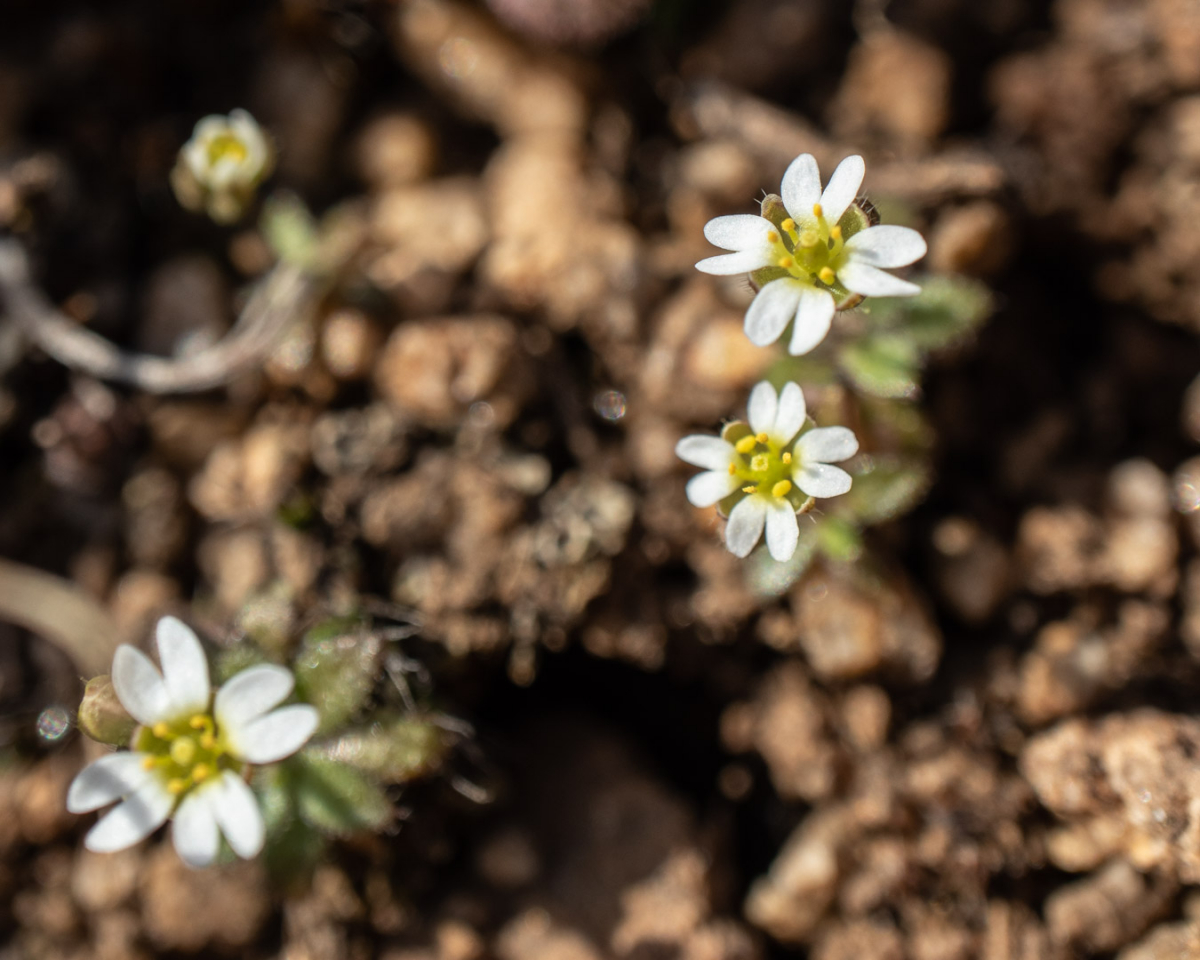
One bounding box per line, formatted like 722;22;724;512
765;500;800;562
84;778;174;853
725;497;767;558
228;704;319;764
795;463;853;499
837;260;921;297
746;381;778;436
67;753;154;813
675;435;736;471
157;617;211;718
781;154;821;223
796;427;859;464
215;664;295;733
212;771;265;859
703;215;774;251
788;287;835;355
696;250;772;276
686;471;742;508
745;278;804;347
771;382;808;445
844;225;927;268
111;645;172;726
820;155;866;224
172;785;220;868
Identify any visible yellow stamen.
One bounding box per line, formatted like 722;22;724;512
756;433;769;444
727;463;737;475
781;218;796;232
170;737;196;766
199;732;216;750
812;203;824;218
782;451;792;464
778;256;794;269
192;763;211;783
167;778;188;795
735;435;757;454
771;480;793;498
819;266;836;284
189;715;206;729
742;485;757;494
767;231;779;243
142;756;156;771
152;722;170;739
830;225;842;240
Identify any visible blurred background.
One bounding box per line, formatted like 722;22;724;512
4;0;1200;957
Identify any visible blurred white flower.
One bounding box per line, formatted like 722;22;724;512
67;617;318;868
171;109;275;224
675;380;858;561
696;154;927;355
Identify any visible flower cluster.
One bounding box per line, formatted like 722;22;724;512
681;154;925;562
67;617;318;868
170;110;275;224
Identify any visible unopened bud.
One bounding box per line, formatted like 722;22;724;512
77;675;136;747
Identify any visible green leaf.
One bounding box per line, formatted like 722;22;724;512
838;334;921;399
816;516;863;562
261;192;321;271
213;645;268;684
766;353;839;389
315;715;451;784
901;275;993;350
289;752;392;836
841;456;932;526
292;619;381;735
744;520;819;597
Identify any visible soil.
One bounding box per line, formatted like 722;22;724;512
5;0;1200;958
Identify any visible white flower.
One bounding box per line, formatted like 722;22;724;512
171;110;275;224
675;380;858;562
696;154;927;355
67;617;318;868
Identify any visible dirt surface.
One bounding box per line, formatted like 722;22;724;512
5;0;1200;957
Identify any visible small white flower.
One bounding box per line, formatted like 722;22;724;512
67;617;318;868
696;154;927;355
171;109;275;224
676;380;858;562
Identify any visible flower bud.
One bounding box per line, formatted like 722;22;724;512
170;109;275;224
77;675;136;747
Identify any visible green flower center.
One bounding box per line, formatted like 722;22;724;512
767;203;849;289
206;132;249;167
729;431;797;499
135;713;241;797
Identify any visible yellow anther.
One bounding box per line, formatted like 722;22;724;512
771;480;793;498
781;218;796;232
192;763;211;783
767;230;779;243
735;435;758;454
830;225;842;240
756;433;769;444
199;732;216;750
782;451;792;464
812;203;824;218
190;715;206;729
167;778;188;795
142;756;156;771
819;266;836;284
742;485;757;494
170;737;197;766
152;722;170;739
727;463;737;475
778;256;794;269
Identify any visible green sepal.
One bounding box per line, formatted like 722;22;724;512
721;420;752;444
287;751;392;836
749;266;788;291
292;618;381;736
816;516;864;562
77;675;136;747
760;194;789;228
837;200;875;241
313;715;451;784
840;456;932;526
838;334;921;399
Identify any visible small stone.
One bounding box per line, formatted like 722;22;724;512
72;847;141;913
355;112;437;189
476;827;541;888
928;201;1013;277
321;308;384;381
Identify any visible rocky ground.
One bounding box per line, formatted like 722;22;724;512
5;0;1200;957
